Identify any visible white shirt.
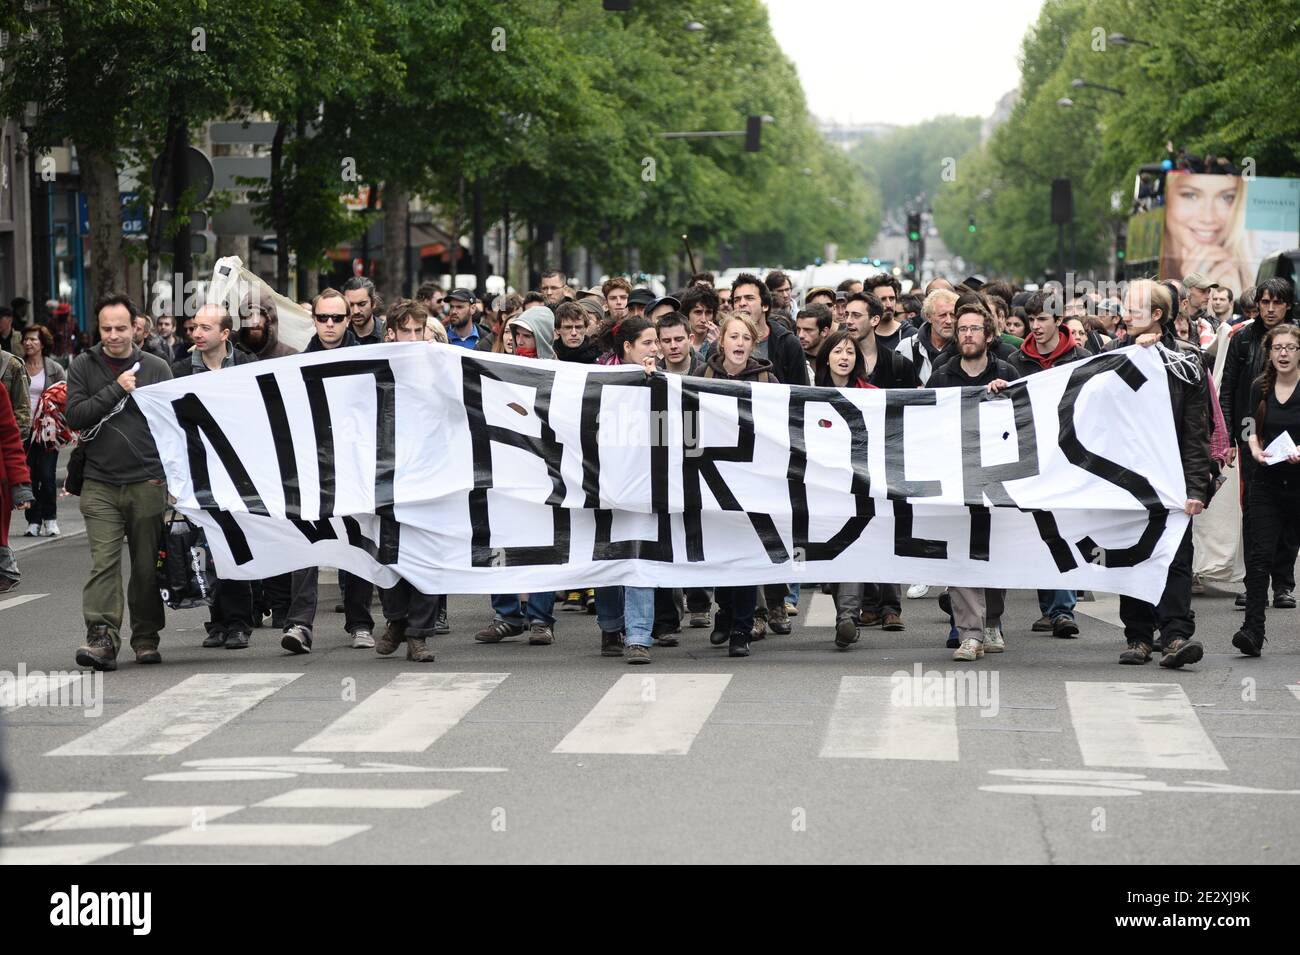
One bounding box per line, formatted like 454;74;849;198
28;368;45;415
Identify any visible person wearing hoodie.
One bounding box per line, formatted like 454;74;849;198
238;300;298;359
698;312;765;658
895;288;958;384
474;304;563;648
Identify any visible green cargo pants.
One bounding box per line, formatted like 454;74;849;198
80;478;167;653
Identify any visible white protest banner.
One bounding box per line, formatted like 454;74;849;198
133;343;1192;601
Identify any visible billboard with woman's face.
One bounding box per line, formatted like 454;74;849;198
1159;174;1300;295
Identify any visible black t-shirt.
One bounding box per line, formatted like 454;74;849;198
1250;380;1300;481
926;356;1020;389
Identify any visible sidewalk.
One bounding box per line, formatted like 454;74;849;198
8;448;83;554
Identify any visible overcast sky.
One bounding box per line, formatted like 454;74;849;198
762;0;1046;127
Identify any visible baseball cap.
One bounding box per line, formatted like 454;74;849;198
1183;272;1218;291
627;288;656;308
446;288;476;303
646;295;681;315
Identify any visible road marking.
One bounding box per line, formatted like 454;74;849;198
801;591;836;629
5;792;125;813
0;843;133;865
1290;685;1300;705
46;673;302;757
1075;593;1122;627
295;672;508;753
23;805;243;832
253;788;459;809
820;675;959;761
1;672;90;710
1066;682;1227;771
0;593;48;612
554;674;731;755
144;824;369;847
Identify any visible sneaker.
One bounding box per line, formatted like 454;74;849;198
39;519;60;537
728;630;751;658
952;637;984;661
600;630;625;657
906;584;929;599
834;618;858;649
1052;616;1079;639
689;612;711;628
768;603;791;635
224;630;250;650
474;620;523;643
881;611;905;632
75;625;118;672
983;627;1005;653
1031;614;1054;632
375;620;407;656
1234;592;1246;610
134;646;162;664
1231;629;1264;658
584;590;597;614
625;644;651;665
709;614;730;647
201;628;227;648
858;610;883;628
23;524;40;537
946;625;960;649
561;591;583;611
1118;640;1152;664
1159;638;1204;669
434;606;450;634
528;622;554;646
281;625;312;655
1273;590;1296;609
784;601;798;617
350;628;375;649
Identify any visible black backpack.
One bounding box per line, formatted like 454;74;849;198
157;512;216;609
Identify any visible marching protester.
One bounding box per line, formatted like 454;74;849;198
795;304;833;365
1;348;30;440
445;288;494;350
171;303;258;650
0;384;32;595
67;294;173;670
343;277;384;344
681;284;720;356
602;277;631;322
895;288;957;383
656;311;702;375
553;301;603;363
926;302;1020;660
238;299;298;359
21;325;65;537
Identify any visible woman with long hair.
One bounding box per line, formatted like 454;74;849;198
813;330;875;389
1234;323;1300;658
1160;172;1251;295
20;324;66;536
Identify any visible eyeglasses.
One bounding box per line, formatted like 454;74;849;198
956;326;985;336
314;313;348;323
1270;344;1299;353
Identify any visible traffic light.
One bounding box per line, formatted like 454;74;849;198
906;262;915;273
968;215;977;234
745;115;762;152
907;212;921;242
1117;248;1126;260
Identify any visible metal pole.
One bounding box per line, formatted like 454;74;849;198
1057;223;1066;282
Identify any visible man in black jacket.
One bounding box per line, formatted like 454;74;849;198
67;294;174;670
171;304;259;650
1217;277;1298;608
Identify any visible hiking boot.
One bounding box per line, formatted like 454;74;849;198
474;620;523;643
600;630;625;657
709;614;729;647
834;618;858;649
653;631;680;647
728;630;751;658
1231;629;1264;658
858;610;883;628
689;612;711;628
750;616;767;641
281;625;312;655
881;612;905;632
134;646;162;665
75;625;117;672
1119;640;1152;664
224;630;250;650
768;603;791;635
625;644;651;665
350;628;375;650
952;637;984;661
201;627;227;648
528;622;554;645
1273;589;1296;609
983;627;1005;653
1159;638;1204;669
1031;614;1054;632
375;620;407;656
434;606;450;634
406;636;436;663
1052;616;1079;639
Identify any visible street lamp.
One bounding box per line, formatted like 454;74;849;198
1057;97;1099;113
1108;33;1154;48
684;21;704;32
1071;78;1126;96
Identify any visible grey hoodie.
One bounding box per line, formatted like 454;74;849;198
508;305;557;360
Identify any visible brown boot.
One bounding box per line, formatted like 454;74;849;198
375;620;407;656
75;624;118;672
406;635;436;663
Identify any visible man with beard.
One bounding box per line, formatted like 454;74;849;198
342;276;384;344
895;288;958;383
238;300;298;359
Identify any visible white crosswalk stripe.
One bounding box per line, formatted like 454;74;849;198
0;843;133;865
23;805;243;832
144;824;369;847
820;675;959;761
0;593;49;612
253;788;458;809
801;591;837;629
5;792;125;813
1066;682;1227;771
295;672;509;753
46;673;302;757
1290;685;1300;705
1;672;93;711
554;674;731;755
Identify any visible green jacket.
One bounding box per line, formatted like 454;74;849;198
1;353;30;440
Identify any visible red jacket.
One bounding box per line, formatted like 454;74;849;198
0;385;32;547
1008;327;1091;374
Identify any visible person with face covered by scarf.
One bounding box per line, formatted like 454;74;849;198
238;300;299;360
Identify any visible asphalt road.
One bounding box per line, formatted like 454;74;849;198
1;527;1297;865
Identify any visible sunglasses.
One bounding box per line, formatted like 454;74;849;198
314;313;348;323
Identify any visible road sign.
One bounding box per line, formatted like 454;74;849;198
151;145;215;204
211;156;271;191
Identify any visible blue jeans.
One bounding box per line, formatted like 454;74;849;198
595;586;624;634
491;592;557;628
1038;589;1076;621
623;586;656;647
787;583;801;607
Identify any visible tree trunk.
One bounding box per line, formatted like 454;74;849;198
380;185;409;304
76;140;127;304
